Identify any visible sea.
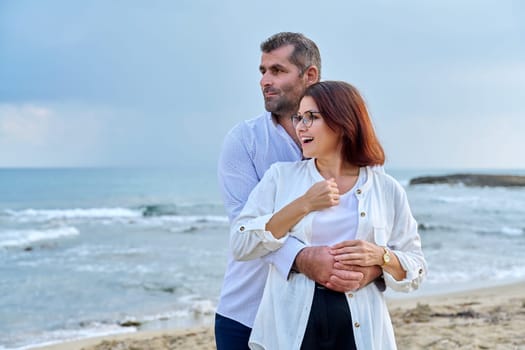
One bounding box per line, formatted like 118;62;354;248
1;166;525;349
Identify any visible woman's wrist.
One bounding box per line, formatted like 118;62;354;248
374;245;385;266
379;246;391;267
297;195;312;215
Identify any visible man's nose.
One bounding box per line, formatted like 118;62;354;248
260;72;272;87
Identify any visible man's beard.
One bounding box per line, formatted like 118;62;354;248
264;95;299;118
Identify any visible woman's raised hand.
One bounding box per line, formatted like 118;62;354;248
302;178;340;211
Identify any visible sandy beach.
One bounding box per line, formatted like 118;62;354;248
33;281;525;350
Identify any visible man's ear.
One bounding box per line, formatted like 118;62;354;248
304;65;319;86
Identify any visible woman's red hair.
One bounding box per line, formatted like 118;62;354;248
304;81;385;166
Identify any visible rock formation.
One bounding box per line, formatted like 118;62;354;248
409;174;525;187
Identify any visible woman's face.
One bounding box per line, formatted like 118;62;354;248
295;96;341;159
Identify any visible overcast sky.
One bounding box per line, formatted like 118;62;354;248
1;0;524;169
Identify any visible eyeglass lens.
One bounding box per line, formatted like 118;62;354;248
292;111;315;127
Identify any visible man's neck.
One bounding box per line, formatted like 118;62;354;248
273;112;300;147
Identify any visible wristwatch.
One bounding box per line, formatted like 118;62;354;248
381;247;391;267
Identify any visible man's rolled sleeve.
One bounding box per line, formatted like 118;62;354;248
262;236;306;280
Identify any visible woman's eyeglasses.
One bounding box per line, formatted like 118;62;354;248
291;111;321;128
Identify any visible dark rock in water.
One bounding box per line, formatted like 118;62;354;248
409;174;525;187
119;320;142;327
159;286;177;294
142;283;177;294
142;204;178;217
183;226;199;233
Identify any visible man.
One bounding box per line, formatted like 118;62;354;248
216;32;382;349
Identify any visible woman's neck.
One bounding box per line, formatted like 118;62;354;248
315;157;360;194
315;157;359;178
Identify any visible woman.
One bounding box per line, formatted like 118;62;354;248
230;81;426;350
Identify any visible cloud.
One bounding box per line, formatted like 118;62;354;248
452;61;525;88
0;103;107;167
1;0;523;168
378;111;525;169
0;104;54;144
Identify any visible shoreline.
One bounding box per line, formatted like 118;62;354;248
29;280;525;350
388;280;525;349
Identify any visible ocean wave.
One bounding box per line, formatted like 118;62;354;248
160;215;228;224
1;300;212;350
2;208;229;235
427;263;525;286
141;204;178;217
4;208;142;222
500;226;524;236
139;203;225;217
112;296;216;326
0;226;79;248
140;282;180;294
140;309;193;321
128;215;229;232
474;225;525;237
138;300;216;323
190;299;216;315
170;225;200;233
3;322;135;350
418;223;455;232
433;196;480;203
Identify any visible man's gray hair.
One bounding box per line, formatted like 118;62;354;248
260;32;321;79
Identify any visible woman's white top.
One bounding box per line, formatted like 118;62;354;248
230;159;427;350
310;169;364;246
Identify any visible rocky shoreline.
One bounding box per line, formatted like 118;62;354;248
409;173;525;187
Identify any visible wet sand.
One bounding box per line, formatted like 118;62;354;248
33;281;525;350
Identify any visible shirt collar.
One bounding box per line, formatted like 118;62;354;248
306;159;374;194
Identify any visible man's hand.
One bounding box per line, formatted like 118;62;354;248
333;262;382;289
294;246;363;292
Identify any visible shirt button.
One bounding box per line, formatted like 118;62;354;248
356;189;362;195
347;293;354;298
360;212;366;217
354;322;360;328
239;226;245;232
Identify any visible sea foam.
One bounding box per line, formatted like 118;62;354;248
4;208;142;222
0;226;79;248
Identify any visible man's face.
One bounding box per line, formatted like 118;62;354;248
259;45;308;118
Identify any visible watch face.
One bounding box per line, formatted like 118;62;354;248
384;252;391;263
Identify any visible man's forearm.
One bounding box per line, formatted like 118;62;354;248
262;236;306;280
